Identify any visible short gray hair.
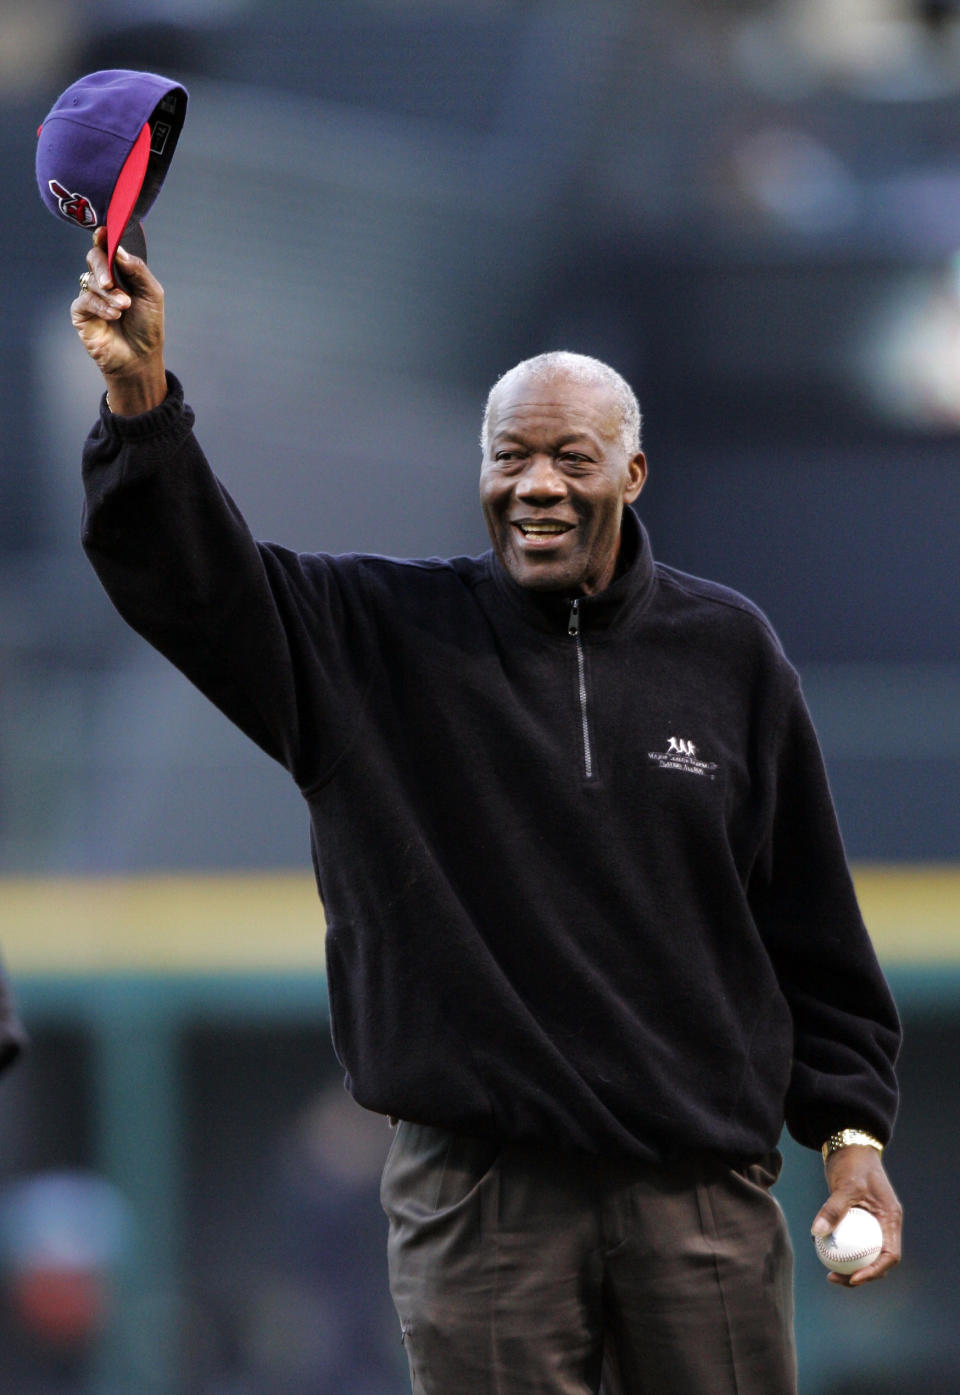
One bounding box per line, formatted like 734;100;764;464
480;351;642;456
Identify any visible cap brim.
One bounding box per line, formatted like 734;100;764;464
112;221;147;293
106;122;151;274
119;221;147;260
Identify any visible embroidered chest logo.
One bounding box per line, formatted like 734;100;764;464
667;736;695;757
648;736;718;780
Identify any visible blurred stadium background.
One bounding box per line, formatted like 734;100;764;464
1;0;958;1390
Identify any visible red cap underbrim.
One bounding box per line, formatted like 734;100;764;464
106;122;151;274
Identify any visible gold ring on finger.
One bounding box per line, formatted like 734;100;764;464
79;271;91;294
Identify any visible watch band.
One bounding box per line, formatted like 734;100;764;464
821;1128;885;1162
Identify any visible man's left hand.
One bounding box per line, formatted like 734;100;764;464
811;1145;902;1286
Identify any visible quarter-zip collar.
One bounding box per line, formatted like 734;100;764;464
485;506;658;637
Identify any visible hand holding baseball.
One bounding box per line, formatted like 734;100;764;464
810;1145;902;1287
71;226;167;414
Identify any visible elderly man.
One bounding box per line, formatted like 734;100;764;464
73;229;901;1395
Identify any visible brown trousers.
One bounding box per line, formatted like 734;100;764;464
381;1122;797;1395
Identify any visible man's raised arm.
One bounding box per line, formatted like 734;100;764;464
68;226;349;784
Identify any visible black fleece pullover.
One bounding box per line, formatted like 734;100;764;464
81;377;900;1164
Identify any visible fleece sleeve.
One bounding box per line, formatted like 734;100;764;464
80;374;368;791
749;682;901;1152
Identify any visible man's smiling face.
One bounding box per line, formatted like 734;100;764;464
479;370;646;595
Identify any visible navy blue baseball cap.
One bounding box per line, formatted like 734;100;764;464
37;69;187;274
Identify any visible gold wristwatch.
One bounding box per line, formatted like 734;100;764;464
821;1128;884;1162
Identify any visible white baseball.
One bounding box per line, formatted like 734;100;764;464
814;1206;883;1274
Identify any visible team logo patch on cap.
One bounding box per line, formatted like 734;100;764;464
48;180;97;228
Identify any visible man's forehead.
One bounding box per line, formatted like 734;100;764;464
489;373;621;440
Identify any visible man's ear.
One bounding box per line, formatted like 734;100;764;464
625;452;647;503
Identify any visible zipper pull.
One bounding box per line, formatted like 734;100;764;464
568;599;581;637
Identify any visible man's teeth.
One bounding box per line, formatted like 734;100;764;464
519;522;569;535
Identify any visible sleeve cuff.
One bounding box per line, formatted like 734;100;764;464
98;371;194;442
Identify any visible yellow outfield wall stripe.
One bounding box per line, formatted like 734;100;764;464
0;872;326;974
853;864;960;964
0;865;957;975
